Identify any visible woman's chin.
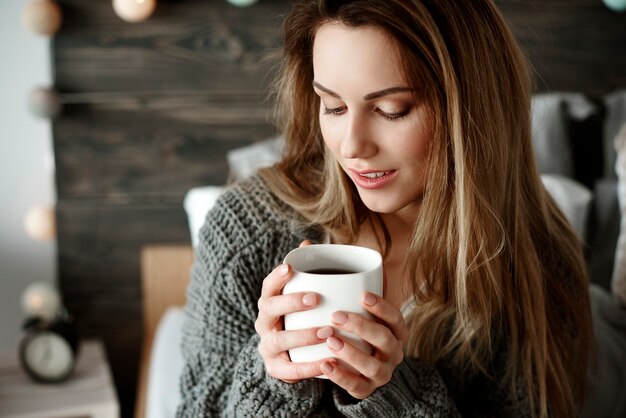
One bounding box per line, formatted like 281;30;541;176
357;189;423;218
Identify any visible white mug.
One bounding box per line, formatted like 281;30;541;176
282;244;383;377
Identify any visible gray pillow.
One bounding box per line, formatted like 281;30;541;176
226;136;283;181
581;284;626;418
611;124;626;304
604;90;626;179
531;93;574;177
588;178;620;290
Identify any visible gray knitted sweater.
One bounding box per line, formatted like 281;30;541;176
176;175;527;417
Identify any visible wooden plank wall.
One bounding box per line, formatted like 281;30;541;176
51;0;625;416
497;0;626;97
53;1;288;416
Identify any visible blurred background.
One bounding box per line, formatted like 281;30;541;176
0;0;625;417
0;0;56;354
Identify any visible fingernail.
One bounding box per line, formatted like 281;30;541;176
321;360;335;374
316;326;333;339
362;292;377;306
279;264;289;276
327;336;344;351
331;311;348;325
303;293;318;306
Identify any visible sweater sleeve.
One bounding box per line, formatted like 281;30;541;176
175;186;326;417
332;358;461;418
331;354;535;418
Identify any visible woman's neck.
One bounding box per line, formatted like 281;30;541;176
379;203;419;241
353;211;417;308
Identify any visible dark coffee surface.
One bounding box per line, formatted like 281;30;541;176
304;268;358;274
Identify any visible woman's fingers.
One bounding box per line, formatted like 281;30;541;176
361;292;410;342
257;259;324;334
326;335;392;383
299;240;314;247
320;358;375;399
256;292;320;333
267;357;327;382
258;327;333;356
256;251;324;384
264;292;319;318
330;310;402;360
260;264;292;299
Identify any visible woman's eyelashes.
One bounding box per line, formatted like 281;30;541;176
322;105;346;116
376;107;411;121
321;104;412;121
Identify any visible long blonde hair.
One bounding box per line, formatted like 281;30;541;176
260;1;592;417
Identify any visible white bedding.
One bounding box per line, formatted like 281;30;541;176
146;307;185;418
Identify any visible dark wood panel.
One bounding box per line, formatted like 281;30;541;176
53;0;626;96
54;0;288;94
53;99;276;204
495;0;626;96
56;202;190;418
52;2;289;416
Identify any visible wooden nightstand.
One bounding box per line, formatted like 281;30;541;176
0;339;120;418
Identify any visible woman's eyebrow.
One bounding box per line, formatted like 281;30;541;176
363;87;414;100
313;81;413;100
312;81;341;98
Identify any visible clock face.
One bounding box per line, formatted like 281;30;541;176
21;331;74;381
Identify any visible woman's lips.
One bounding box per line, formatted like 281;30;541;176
349;169;397;189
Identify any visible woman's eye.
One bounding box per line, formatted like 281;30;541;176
377;108;411;121
323;106;346;116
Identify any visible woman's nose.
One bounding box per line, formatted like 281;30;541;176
339;114;376;159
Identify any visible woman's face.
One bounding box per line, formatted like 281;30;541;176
313;23;432;219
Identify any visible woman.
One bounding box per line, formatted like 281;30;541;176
177;1;593;417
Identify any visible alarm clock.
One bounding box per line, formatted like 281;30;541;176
19;315;78;383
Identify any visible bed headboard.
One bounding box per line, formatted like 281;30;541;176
135;245;194;418
51;0;626;415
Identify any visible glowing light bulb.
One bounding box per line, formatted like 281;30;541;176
31;295;43;309
22;0;63;36
112;0;157;23
23;205;56;242
603;0;626;11
22;282;62;321
226;0;258;7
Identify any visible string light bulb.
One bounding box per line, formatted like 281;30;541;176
28;87;63;119
603;0;626;11
21;0;63;36
21;281;62;321
226;0;258;7
112;0;157;23
23;205;56;242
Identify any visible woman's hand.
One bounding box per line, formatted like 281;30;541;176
255;243;333;383
320;292;409;399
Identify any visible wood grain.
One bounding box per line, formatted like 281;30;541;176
53;100;276;204
53;0;285;94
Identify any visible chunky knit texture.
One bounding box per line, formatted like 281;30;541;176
176;175;526;417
